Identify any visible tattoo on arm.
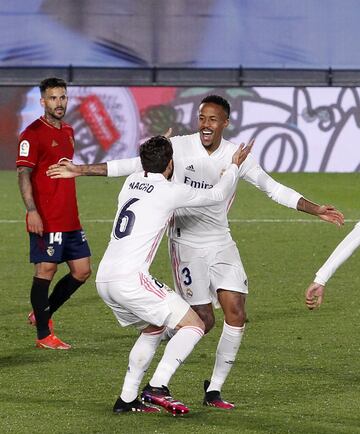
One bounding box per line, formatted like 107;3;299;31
297;197;319;215
17;166;37;212
79;163;107;176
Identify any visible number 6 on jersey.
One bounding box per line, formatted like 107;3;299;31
113;198;139;240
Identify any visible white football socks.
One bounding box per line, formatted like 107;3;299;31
150;326;204;388
207;321;245;393
120;328;164;403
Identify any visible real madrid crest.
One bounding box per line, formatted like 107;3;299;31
47;246;55;257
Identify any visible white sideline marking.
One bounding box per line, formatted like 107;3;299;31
230;218;358;223
1;218;358;224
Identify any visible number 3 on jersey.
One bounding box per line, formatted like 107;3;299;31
113;198;139;240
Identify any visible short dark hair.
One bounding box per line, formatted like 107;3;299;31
39;77;67;95
200;94;230;118
139;135;173;173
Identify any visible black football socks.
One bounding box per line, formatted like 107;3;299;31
30;277;51;339
48;273;84;315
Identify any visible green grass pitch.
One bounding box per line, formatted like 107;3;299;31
1;171;360;434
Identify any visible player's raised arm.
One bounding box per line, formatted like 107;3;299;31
232;139;254;167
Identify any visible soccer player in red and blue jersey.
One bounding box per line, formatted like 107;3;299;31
16;77;91;350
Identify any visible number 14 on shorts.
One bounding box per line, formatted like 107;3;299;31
49;232;63;245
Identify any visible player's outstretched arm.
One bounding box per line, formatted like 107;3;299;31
296;198;344;226
305;222;360;307
305;282;325;309
47;160;107;178
47;156;141;179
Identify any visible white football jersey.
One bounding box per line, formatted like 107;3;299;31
169;133;302;247
96;165;238;282
106;133;302;248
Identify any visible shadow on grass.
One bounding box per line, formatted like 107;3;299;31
0;349;70;368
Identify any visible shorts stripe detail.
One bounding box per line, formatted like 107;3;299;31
139;273;166;299
170;242;182;293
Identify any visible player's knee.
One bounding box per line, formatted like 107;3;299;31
178;315;205;333
73;267;91;282
238;310;246;327
225;307;246;327
35;263;57;280
82;267;92;281
203;315;215;333
192;306;215;334
193;316;205;333
177;306;206;332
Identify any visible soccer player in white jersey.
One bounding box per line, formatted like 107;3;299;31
95;135;251;415
47;95;344;409
305;222;360;309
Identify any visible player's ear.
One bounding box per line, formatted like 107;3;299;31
40;97;45;108
167;159;174;173
164;159;173;179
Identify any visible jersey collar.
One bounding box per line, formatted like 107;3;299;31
195;132;225;157
40;116;63;130
142;172;167;180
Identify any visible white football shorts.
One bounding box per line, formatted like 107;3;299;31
96;271;190;330
169;240;248;308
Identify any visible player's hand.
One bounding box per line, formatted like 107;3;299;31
27;210;44;236
164;128;172;138
46;159;79;178
232;139;254;167
317;205;344;226
305;282;325;309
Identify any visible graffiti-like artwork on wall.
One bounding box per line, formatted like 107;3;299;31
2;86;360;171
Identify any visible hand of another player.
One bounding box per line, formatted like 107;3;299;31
317;205;344;226
27;210;44;236
305;282;325;309
232;139;254;167
46;159;79;179
164;127;172;138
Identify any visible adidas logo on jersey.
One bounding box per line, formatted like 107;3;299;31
185;164;195;172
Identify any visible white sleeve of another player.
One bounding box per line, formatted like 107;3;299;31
174;164;238;208
106;157;142;177
314;222;360;285
240;155;302;209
